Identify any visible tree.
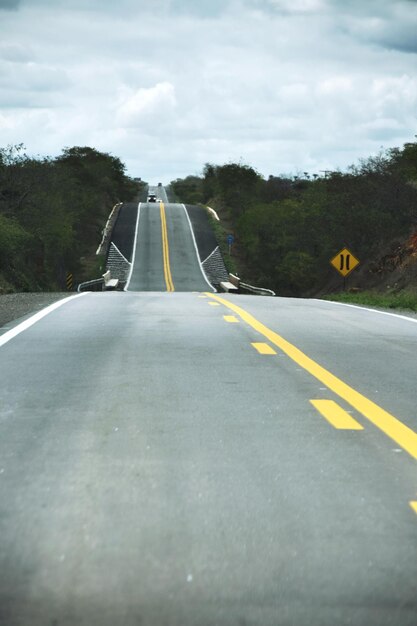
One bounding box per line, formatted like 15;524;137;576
0;144;138;292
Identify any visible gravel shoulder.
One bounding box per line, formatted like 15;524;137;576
0;293;69;329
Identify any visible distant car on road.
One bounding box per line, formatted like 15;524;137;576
158;182;162;187
147;194;157;203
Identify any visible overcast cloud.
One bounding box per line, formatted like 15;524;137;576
0;0;416;183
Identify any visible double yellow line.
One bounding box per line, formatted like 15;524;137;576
160;203;175;292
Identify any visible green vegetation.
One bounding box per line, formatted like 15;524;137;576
0;144;141;292
323;291;417;312
3;139;417;302
207;214;238;276
171;142;417;298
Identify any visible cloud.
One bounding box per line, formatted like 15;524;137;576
117;82;177;128
0;0;416;183
339;0;417;54
168;0;228;17
0;43;33;63
0;58;70;109
0;112;15;130
7;0;230;16
0;0;20;9
250;0;326;14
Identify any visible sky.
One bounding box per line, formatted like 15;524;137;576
0;0;416;184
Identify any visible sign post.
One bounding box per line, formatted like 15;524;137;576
227;234;234;255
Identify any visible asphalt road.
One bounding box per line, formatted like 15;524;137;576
149;184;168;203
1;292;417;626
126;202;213;292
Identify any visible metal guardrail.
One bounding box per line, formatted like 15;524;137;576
96;202;123;256
78;203;125;293
206;206;220;221
228;273;275;296
77;278;104;292
77;277;127;292
239;282;276;296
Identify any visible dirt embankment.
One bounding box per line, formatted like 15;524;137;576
321;231;417;295
0;293;69;329
364;232;417;292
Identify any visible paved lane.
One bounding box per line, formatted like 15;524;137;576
126;202;212;292
1;292;417;625
127;203;166;291
151;184;168;203
164;203;212;291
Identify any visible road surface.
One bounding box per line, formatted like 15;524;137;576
0;189;416;625
126;202;213;292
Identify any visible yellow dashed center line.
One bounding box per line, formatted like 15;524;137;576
310;399;363;430
224;315;239;323
410;502;417;515
206;292;417;460
160;203;174;292
252;342;277;355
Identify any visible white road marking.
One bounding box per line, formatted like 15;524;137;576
201;245;220;266
316;299;417;324
0;293;88;348
124;202;141;291
181;204;216;292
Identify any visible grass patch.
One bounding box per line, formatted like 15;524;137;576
78;253;105;284
206;211;238;275
165;185;180;203
323;290;417;312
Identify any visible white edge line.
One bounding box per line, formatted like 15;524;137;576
201;246;220;266
0;293;88;348
314;298;417;324
181;204;216;292
124;202;141;291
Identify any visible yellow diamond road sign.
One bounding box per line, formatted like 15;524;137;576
330;248;360;277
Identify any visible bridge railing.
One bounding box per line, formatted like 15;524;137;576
77;278;104;292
